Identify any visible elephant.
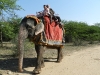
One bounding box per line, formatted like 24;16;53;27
18;15;64;74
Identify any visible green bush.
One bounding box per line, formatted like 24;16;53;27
63;20;100;45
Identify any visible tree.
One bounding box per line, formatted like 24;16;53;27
0;0;22;16
94;23;100;27
63;20;100;45
1;17;22;41
86;25;100;43
63;21;88;42
0;0;22;47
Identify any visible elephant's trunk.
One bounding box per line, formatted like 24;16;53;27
18;24;27;72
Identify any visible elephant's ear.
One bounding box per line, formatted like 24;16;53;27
35;22;44;35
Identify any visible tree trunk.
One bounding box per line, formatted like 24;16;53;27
0;26;3;47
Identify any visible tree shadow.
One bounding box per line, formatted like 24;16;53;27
0;58;36;72
0;56;57;74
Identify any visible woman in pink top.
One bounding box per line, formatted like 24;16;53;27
42;5;52;23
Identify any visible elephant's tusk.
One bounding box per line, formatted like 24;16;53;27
32;26;35;29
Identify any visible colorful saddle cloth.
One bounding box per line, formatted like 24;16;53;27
25;15;63;46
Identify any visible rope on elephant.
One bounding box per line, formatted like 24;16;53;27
26;15;40;24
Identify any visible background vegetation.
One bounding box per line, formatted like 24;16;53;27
0;0;100;57
63;21;100;45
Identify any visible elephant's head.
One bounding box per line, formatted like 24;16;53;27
25;18;44;37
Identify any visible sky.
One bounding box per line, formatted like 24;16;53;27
16;0;100;25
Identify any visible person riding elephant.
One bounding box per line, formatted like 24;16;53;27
42;5;52;23
36;4;62;24
46;5;62;26
36;5;52;24
36;5;65;43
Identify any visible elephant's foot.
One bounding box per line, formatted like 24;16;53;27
33;68;41;74
57;59;62;63
41;63;45;68
57;56;63;63
18;68;23;72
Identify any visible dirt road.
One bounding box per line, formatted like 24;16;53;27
14;45;100;75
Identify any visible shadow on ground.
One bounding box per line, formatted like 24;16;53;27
0;58;36;72
0;55;57;73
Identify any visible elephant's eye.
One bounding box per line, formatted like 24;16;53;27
28;28;32;34
28;27;32;30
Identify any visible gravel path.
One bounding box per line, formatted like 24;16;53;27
0;44;100;75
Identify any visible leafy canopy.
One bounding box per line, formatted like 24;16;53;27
0;0;22;15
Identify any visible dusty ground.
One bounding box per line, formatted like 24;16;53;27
0;43;100;75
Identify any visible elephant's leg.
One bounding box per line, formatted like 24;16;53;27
41;56;45;68
33;44;44;74
35;45;45;68
57;46;63;62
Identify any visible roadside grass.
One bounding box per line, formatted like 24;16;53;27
0;41;100;60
